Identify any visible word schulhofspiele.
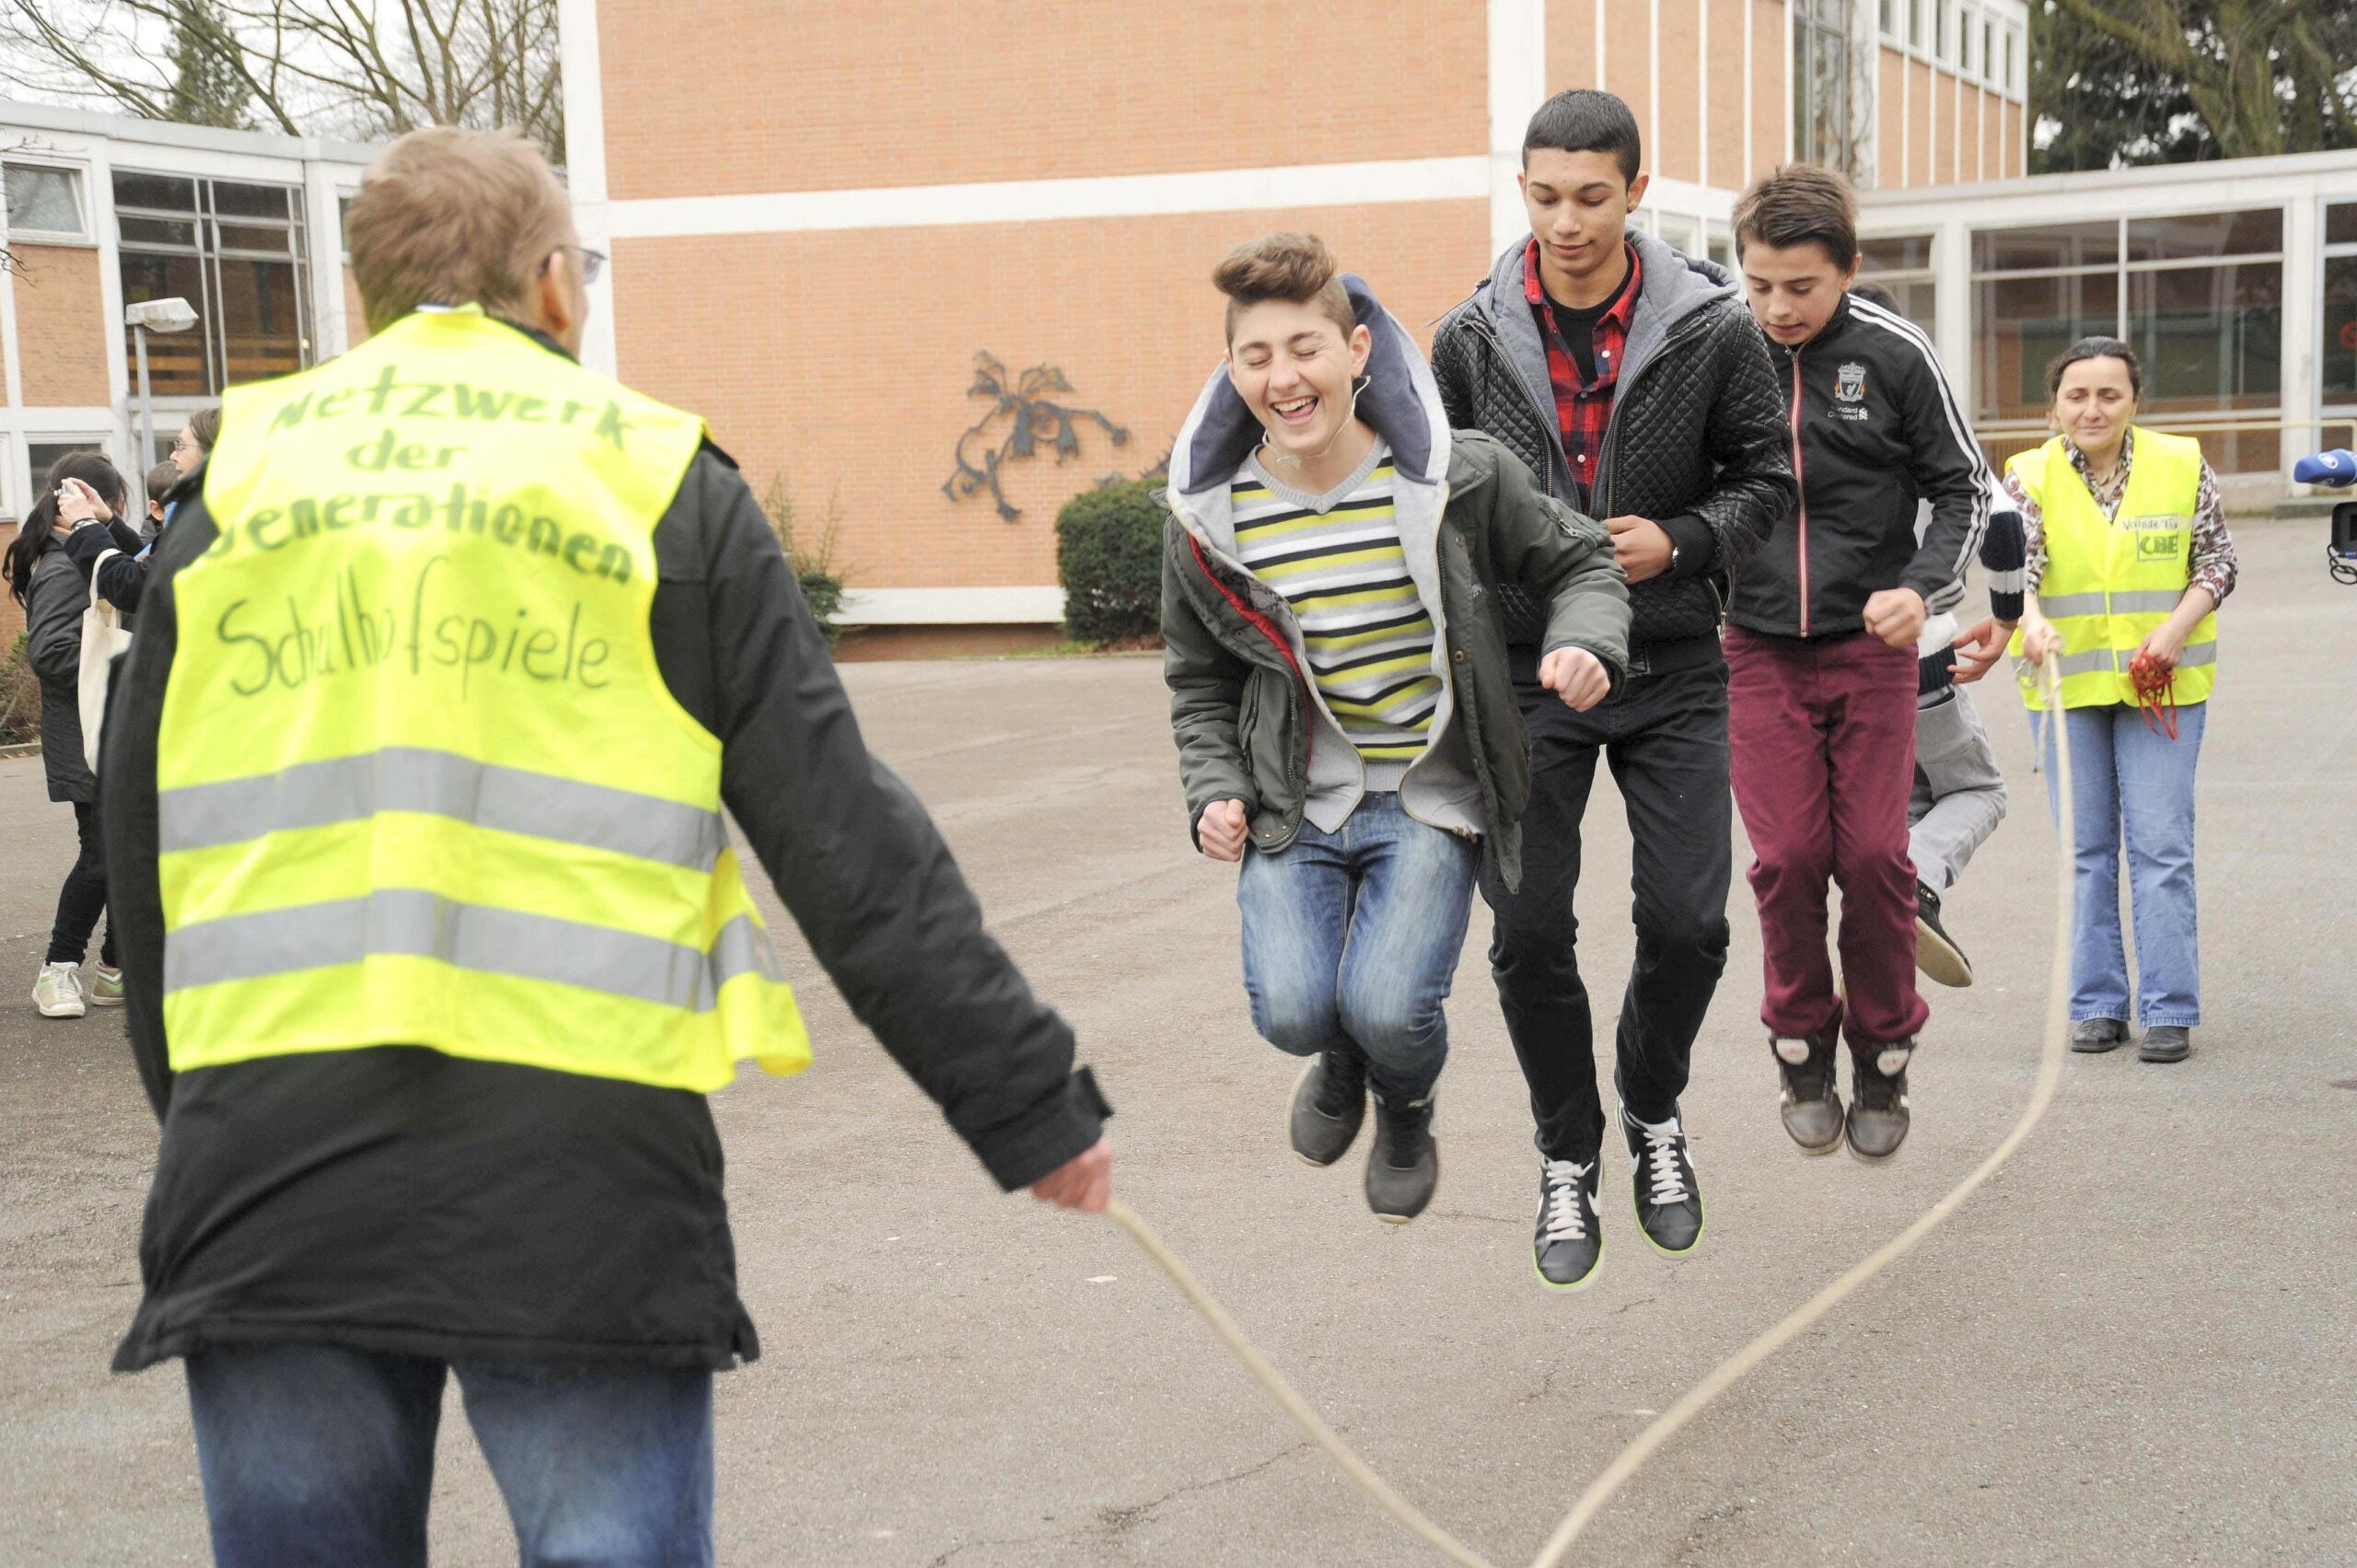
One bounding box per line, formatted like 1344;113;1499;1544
212;557;613;700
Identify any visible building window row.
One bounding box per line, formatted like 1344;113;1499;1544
1881;0;2021;96
115;170;314;406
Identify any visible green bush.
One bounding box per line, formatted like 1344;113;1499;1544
1055;479;1165;646
758;471;850;647
0;633;39;747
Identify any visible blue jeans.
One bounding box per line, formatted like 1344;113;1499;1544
186;1344;714;1567
1236;792;1480;1101
2042;700;2205;1027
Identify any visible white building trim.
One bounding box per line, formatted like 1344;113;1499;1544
605;157;1493;243
1486;0;1548;258
839;587;1065;627
556;0;618;376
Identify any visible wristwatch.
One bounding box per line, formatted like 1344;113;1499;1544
1667;541;1681;575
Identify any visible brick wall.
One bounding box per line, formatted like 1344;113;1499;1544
598;0;1488;203
13;244;111;407
610;199;1486;592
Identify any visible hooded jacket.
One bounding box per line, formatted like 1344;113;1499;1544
1431;227;1794;668
1160;275;1631;889
1724;293;1991;640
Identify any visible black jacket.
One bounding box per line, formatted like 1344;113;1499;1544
1724;294;1991;639
25;516;142;802
102;335;1108;1372
1431;227;1794;668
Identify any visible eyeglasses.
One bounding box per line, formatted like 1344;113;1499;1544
542;244;607;285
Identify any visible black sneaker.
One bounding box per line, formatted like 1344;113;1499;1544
2070;1018;2129;1054
1288;1051;1367;1166
2139;1025;2191;1063
1532;1156;1603;1291
1364;1092;1437;1223
1620;1109;1703;1255
1913;880;1973;988
1846;1040;1913;1161
1771;1030;1844;1155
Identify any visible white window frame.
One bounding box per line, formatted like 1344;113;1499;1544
2320;197;2357;416
2;159;93;246
18;429;116;517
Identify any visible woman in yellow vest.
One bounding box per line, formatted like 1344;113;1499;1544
2010;337;2238;1064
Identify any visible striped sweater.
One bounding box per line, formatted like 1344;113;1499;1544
1230;442;1442;772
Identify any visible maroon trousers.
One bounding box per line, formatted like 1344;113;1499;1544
1725;627;1929;1049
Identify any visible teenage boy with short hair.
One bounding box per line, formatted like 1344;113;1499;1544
1727;165;1990;1162
1431;89;1792;1290
1163;232;1630;1225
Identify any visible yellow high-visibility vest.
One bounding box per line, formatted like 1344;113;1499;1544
157;307;809;1091
2008;429;2217;713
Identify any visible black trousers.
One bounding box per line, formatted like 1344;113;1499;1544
49;799;115;969
1480;658;1733;1163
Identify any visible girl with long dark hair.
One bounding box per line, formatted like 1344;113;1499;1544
6;451;142;1016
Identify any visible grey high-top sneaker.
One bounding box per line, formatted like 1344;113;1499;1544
1845;1040;1914;1162
1771;1030;1843;1154
1288;1050;1367;1166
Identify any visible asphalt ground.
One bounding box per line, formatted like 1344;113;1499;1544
2;517;2352;1565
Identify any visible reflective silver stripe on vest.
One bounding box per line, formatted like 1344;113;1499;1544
2054;647;2116;678
2039;589;2189;619
2176;640;2217;668
159;748;727;871
164;889;784;1009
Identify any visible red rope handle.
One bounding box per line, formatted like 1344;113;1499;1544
2128;652;2178;740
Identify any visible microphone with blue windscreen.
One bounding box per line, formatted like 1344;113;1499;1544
2303;450;2357;583
2293;449;2357;487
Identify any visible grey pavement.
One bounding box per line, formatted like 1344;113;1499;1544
3;517;2353;1566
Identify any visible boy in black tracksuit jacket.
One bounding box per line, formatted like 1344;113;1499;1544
1724;167;1989;1165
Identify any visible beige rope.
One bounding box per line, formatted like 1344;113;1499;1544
1107;656;2076;1568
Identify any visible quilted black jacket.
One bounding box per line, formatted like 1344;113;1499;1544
1432;227;1794;658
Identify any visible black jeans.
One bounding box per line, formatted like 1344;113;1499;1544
49;799;115;968
1480;658;1733;1163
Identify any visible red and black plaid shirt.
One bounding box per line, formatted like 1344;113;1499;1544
1524;237;1641;508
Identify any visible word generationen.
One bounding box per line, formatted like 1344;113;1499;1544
213;475;639;584
214;557;613;700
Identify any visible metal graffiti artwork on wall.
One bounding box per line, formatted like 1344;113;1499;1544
942;353;1130;521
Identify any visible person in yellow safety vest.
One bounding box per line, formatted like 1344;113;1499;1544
99;126;1113;1568
2009;335;2238;1067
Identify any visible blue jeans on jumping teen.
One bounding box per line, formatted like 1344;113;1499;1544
186;1343;714;1568
1236;791;1480;1102
2042;699;2206;1028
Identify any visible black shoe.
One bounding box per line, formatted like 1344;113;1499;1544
1364;1092;1437;1224
1913;881;1973;988
2139;1025;2191;1063
1532;1156;1603;1291
1772;1030;1844;1155
2070;1018;2129;1054
1620;1108;1703;1255
1288;1051;1367;1166
1846;1040;1913;1161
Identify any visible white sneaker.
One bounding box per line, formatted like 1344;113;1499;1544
33;962;87;1018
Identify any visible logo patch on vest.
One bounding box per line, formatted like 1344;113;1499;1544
2135;530;2183;562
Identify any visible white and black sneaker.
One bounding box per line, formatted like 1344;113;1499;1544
1913;880;1973;988
1846;1040;1913;1161
1772;1030;1844;1155
1533;1156;1603;1291
1620;1108;1702;1255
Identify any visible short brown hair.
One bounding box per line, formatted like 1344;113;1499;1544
345;126;575;334
1732;165;1859;270
1212;232;1356;344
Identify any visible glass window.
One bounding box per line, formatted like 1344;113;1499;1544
2125;209;2282;263
1936;0;1950;60
1972;221;2118;273
2126;262;2282;414
1861;236;1938;339
1794;0;1854;171
27;439;106;496
1910;0;1925;47
1861;235;1934;272
4;164;84;237
2003;29;2016;93
1974;272;2119;422
115;171;310;397
2324;257;2357;401
1958;8;1974;72
1656;212;1700;258
1982;19;1993;80
1880;0;1897;36
2329;203;2357;248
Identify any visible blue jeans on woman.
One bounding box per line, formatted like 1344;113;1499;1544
186;1343;714;1567
1236;792;1480;1101
2042;700;2206;1028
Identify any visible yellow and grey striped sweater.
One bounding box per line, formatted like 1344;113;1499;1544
1232;442;1442;769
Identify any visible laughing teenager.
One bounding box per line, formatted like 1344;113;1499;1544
1727;166;1990;1163
1161;233;1630;1224
1431;90;1792;1289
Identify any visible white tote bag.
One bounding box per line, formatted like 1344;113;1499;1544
76;549;133;773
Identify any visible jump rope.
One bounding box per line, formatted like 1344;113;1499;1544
1097;651;2077;1565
